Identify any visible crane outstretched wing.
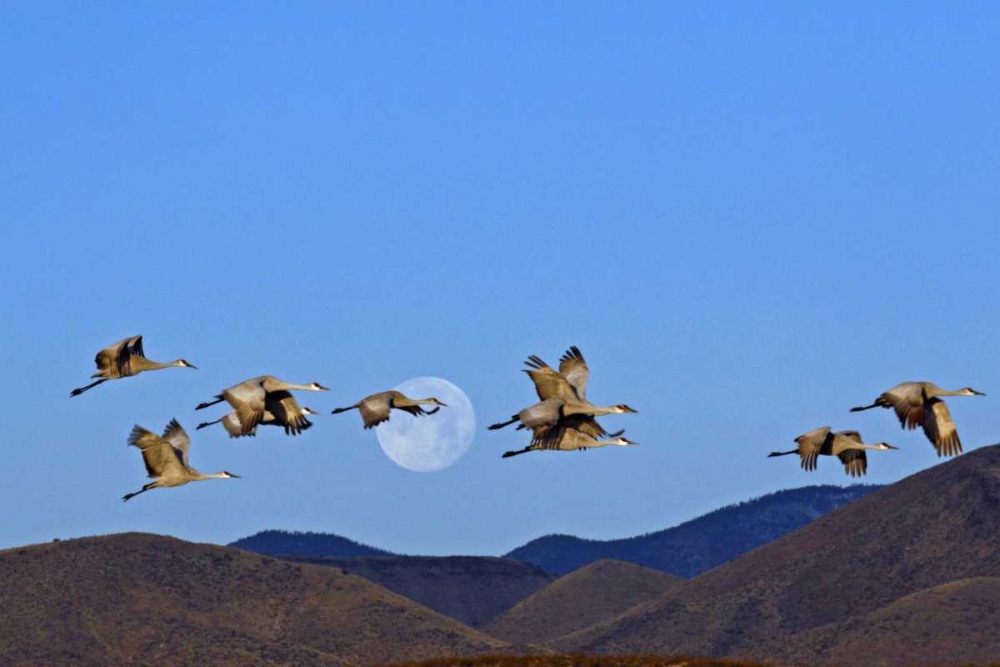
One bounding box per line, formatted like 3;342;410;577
558;346;590;400
265;390;313;435
360;394;392;429
883;388;925;430
161;418;191;466
837;449;868;477
128;425;184;478
795;426;831;471
523;355;579;401
223;377;267;436
922;398;962;457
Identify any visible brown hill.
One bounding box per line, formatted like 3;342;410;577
482;560;682;645
554;444;1000;666
0;533;507;667
382;655;771;667
792;577;1000;666
287;556;554;628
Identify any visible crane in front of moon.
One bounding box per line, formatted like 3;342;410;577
331;390;448;429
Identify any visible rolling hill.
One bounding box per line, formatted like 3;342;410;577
482;560;682;645
553;444;1000;666
0;533;506;667
504;484;880;576
287;556;555;628
229;529;394;558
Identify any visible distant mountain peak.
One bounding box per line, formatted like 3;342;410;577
229;529;395;558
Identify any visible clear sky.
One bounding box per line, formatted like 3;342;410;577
2;2;998;555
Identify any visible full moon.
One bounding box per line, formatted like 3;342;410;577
375;377;476;473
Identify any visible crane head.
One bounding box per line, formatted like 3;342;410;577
614;404;638;414
875;443;900;451
221;471;241;478
178;360;198;369
611;437;639;446
961;387;986;396
302;407;320;415
309;382;330;391
430;398;449;407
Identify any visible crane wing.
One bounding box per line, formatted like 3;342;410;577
835;430;863;443
558;346;590;400
265;390;314;436
95;335;143;378
161;419;191;467
795;426;830;472
559;414;614;439
523;356;579;401
128;425;184;478
359;394;392;429
837;449;868;477
883;388;924;430
222;411;251;438
922;397;963;457
223;377;267;436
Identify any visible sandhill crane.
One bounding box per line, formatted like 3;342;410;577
850;382;985;457
70;335;196;396
122;419;239;502
502;424;638;458
768;427;898;477
196;407;321;438
196;376;328;436
331;391;447;429
489;346;636;436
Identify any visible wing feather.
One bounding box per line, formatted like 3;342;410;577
128;425;184;478
922;398;963;457
558;346;590;401
161;419;191;466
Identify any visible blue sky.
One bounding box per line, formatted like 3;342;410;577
1;2;998;555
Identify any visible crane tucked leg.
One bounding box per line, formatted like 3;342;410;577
489;416;519;430
502;447;532;458
195;396;225;410
768;449;799;457
330;405;359;415
122;482;157;503
196;418;223;430
70;378;108;397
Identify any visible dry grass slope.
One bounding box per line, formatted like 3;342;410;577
381;655;771;667
554;444;1000;667
0;533;507;667
483;560;682;645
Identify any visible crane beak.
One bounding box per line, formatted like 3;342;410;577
974;390;987;396
437;401;449;407
186;363;199;370
885;444;900;450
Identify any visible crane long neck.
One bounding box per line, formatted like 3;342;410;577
197;471;231;480
277;383;318;391
136;358;184;371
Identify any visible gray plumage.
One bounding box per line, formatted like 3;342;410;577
502;424;638;458
196;406;320;438
489;346;636;437
851;381;985;457
122;419;239;502
196;376;328;436
70;335;197;397
768;426;898;477
331;390;447;429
